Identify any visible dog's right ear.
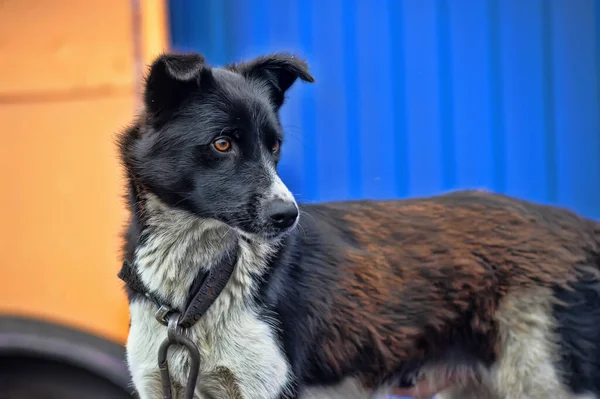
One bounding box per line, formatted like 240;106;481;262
143;53;205;121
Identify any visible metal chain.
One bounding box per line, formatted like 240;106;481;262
156;309;201;399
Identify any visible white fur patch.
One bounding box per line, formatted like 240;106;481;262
490;288;573;399
438;288;597;399
264;160;296;205
126;194;292;399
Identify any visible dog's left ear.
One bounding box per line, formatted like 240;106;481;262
230;54;315;109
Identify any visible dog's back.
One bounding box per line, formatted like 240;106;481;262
271;189;600;398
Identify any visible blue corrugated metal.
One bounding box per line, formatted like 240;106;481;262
168;0;600;219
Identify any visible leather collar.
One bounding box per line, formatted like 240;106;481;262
118;246;238;329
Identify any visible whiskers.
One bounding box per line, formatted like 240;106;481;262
218;226;234;245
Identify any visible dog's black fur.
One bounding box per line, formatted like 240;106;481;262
119;52;600;398
122;53;313;240
553;275;600;394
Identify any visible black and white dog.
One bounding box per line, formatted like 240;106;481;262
118;52;600;399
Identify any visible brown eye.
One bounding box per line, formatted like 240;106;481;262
213;138;232;152
272;140;281;153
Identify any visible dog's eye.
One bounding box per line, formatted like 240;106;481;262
213;138;232;152
271;140;281;154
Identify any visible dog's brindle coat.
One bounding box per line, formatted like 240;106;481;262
119;52;600;399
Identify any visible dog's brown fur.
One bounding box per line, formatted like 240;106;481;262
297;190;599;396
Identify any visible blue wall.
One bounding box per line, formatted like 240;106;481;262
168;0;600;219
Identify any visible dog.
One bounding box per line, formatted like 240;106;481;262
118;51;600;399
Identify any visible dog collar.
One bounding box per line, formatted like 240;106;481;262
118;251;238;328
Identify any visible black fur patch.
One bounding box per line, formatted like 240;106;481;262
553;269;600;395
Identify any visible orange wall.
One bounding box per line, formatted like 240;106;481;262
0;0;168;343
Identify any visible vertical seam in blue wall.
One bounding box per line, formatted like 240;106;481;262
343;0;362;199
209;0;226;64
251;0;268;53
541;0;558;203
389;0;409;198
222;0;234;62
299;1;318;200
488;0;506;193
436;0;456;190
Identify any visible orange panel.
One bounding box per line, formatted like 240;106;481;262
0;96;134;343
0;0;169;344
0;0;134;96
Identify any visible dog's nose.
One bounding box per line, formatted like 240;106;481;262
266;200;299;229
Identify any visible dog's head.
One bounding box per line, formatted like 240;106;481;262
122;52;314;240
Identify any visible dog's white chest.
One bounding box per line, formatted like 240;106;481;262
127;214;291;399
124;203;291;398
127;299;290;399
